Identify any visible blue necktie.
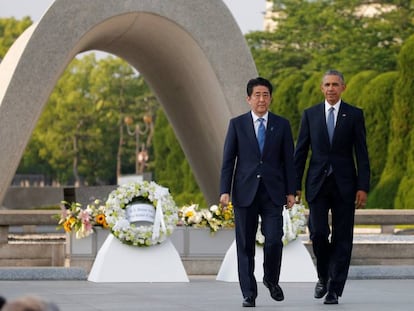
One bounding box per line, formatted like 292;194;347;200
257;118;265;153
327;107;335;144
327;107;335;175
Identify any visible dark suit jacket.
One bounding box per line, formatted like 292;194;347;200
294;101;370;202
220;111;296;207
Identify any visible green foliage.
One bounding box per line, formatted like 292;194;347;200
297;72;324;113
250;0;414;77
17;54;153;185
32;55;111;184
152;109;206;207
367;176;401;209
271;71;308;137
342;71;378;107
362;72;398;192
394;34;414;209
370;35;414;209
0;17;32;59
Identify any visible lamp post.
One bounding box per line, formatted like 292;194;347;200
124;114;153;174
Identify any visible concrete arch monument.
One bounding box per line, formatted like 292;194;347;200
0;0;257;205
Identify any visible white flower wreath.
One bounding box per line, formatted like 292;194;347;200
105;181;178;247
256;203;307;246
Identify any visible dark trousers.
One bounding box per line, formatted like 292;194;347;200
308;174;355;296
234;182;284;299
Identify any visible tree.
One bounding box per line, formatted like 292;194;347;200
342;71;378;107
249;0;414;78
270;70;308;137
361;71;398;194
19;54;155;185
297;72;324;113
88;56;157;181
152;108;206;207
32;55;103;185
0;17;32;59
393;34;414;209
370;36;414;209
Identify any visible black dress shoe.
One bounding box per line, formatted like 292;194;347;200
324;291;338;304
314;279;327;299
242;297;255;307
263;279;284;301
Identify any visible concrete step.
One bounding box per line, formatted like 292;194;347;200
0;265;413;280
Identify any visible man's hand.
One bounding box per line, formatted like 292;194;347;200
220;193;230;207
286;194;295;209
355;190;367;209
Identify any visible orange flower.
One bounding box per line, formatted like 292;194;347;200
63;220;72;232
95;214;106;225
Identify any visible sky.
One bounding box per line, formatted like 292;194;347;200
0;0;265;34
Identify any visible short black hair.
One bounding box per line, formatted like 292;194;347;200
246;77;273;97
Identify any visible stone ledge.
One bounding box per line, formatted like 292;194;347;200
0;267;87;280
348;265;414;279
1;266;413;280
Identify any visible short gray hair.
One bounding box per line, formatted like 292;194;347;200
322;70;345;85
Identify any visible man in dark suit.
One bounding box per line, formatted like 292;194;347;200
220;77;296;307
294;70;370;305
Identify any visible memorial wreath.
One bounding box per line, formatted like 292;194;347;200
105;181;178;247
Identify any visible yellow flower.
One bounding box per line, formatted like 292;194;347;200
95;214;106;225
63;220;72;232
185;210;195;217
179;202;235;234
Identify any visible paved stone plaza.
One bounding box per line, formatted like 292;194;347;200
1;277;413;310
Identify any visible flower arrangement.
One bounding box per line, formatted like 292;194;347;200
178;202;235;234
179;201;306;245
105;181;178;247
56;200;108;239
256;203;307;246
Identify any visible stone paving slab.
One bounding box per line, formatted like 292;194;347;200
0;278;413;310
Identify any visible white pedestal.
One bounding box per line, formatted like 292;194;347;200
88;234;189;282
216;238;317;282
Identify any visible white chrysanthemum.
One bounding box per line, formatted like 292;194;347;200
200;209;213;220
113;219;130;231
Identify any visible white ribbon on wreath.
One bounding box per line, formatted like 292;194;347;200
152;185;168;240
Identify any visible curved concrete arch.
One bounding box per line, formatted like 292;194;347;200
0;0;257;205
